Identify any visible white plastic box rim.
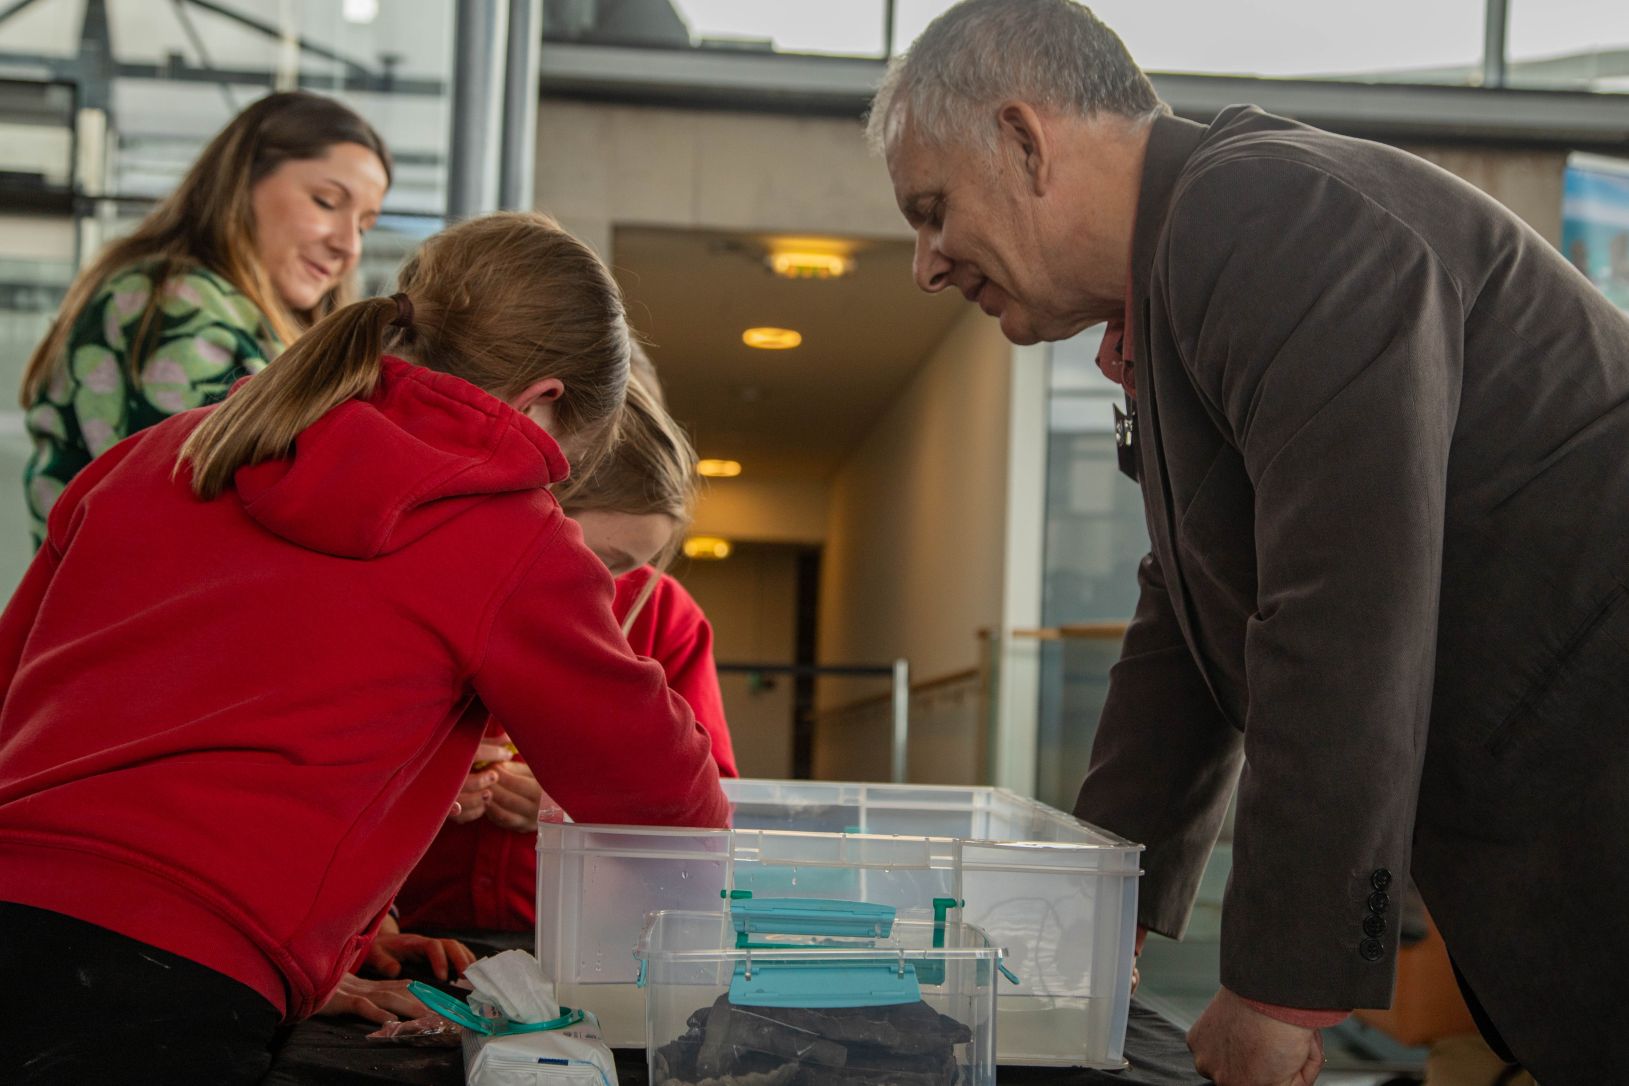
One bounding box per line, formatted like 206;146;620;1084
541;778;1143;860
537;777;1143;1068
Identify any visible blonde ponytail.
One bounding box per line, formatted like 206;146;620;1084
179;295;397;498
182;211;628;501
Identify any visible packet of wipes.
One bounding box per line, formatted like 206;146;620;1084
465;949;562;1023
463;1010;618;1086
405;950;618;1086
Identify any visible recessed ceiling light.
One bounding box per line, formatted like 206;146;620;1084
342;0;378;23
742;327;802;350
684;536;733;560
697;459;743;478
767;251;855;279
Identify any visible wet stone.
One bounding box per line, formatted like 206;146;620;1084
657;995;969;1086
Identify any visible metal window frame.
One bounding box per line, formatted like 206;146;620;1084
534;39;1629;152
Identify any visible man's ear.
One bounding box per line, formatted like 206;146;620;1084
997;101;1053;195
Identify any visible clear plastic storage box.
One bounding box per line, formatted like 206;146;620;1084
536;778;1142;1067
634;903;1005;1086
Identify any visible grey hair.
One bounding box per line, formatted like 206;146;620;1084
865;0;1167;155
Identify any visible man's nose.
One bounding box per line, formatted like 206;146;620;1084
913;230;951;293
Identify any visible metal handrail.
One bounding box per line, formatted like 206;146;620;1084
979;623;1129;642
716;659;911;783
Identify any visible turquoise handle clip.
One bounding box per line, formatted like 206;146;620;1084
406;981;585;1036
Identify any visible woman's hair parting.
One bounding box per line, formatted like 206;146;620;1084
180;211;630;498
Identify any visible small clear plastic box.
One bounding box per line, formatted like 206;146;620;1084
634;908;1004;1086
536;778;1142;1067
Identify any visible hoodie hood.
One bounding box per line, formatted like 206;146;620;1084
234;356;570;558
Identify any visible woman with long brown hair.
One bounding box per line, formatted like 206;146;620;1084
20;91;391;543
0;211;728;1082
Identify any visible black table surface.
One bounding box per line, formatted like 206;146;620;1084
264;931;1205;1085
264;1001;1204;1085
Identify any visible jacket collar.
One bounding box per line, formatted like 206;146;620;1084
1129;112;1211;317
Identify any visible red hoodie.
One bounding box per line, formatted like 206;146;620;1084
395;567;735;931
620;568;735;779
0;357;728;1020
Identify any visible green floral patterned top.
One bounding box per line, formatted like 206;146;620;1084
23;263;282;545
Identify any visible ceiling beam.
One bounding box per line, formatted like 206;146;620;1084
537;42;1629;152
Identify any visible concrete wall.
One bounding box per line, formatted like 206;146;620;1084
1405;145;1568;243
809;307;1015;782
0;214;75;262
689;477;828;546
534;98;913;259
816;305;1014;700
531;100;1570;257
673;544;803;780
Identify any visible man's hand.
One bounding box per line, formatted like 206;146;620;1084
1187;988;1323;1085
366;931;477;981
316;974;431;1026
483;761;543;832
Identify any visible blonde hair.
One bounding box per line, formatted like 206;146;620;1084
555;355;698;629
20;92;391;408
180;211;630;499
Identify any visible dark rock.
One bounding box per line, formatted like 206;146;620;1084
670;996;966;1085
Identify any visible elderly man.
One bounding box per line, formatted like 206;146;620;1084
870;2;1628;1084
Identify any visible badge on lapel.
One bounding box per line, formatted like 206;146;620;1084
1114;400;1139;482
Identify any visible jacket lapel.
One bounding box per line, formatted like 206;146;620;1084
1127;114;1234;720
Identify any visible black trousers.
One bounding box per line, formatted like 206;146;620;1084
0;902;280;1085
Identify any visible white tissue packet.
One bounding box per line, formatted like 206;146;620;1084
462;1009;619;1086
465;949;562;1023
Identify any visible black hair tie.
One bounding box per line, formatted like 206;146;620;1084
388;292;415;333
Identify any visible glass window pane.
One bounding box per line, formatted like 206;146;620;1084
896;0;1486;84
547;0;888;57
1040;330;1145;627
0;251;73;589
0;81;75;192
0;0;85;59
1031;329;1148;807
674;0;885;57
1508;0;1629;92
103;0;452;215
1562;154;1629;312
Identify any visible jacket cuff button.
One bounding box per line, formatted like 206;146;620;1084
1359;938;1384;962
1370;868;1393;891
1367;889;1390;914
1363;914;1386;938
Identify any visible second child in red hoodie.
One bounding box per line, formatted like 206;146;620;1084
397;368;737;931
0;212;728;1083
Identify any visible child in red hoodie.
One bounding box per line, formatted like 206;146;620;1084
0;212;729;1083
396;364;737;932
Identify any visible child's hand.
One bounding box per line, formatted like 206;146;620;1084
366;931;476;981
317;975;431;1025
448;767;498;823
470;736;518;771
447;739;514;822
483;761;543;832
